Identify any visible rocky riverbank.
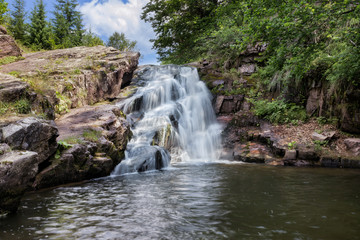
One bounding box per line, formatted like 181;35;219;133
189;45;360;168
0;36;139;215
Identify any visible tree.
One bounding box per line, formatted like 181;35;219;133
107;32;136;51
53;0;84;48
29;0;51;50
141;0;219;63
8;0;26;42
0;0;8;25
82;28;104;47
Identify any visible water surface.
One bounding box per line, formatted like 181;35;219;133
1;163;360;239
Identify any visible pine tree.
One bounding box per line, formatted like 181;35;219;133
9;0;26;42
29;0;50;50
53;0;84;48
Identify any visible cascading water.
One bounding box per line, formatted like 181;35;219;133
112;65;222;175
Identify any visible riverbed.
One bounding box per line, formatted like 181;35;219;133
1;162;360;239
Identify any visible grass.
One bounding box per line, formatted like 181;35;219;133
0;56;25;66
82;129;102;142
0;98;31;115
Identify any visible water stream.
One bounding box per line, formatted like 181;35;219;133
113;65;221;174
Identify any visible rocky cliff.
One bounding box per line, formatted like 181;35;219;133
0;45;139;215
0;26;21;58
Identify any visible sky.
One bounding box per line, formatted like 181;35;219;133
6;0;158;65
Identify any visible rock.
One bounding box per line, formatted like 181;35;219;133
320;156;341;168
238;64;256;75
215;95;244;115
0;73;29;102
1;117;58;163
1;46;140;113
0;27;22;58
0;151;38;214
211;80;225;88
306;88;322;115
284;149;297;160
297;146;319;161
0;143;10;155
311;132;327;141
344;138;360;156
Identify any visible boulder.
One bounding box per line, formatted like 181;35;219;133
0;73;29;102
0;27;22;58
215;95;244;115
344;138;360;156
0;151;38;214
1;117;58;163
238;64;256;76
311;132;328;141
283;149;297;160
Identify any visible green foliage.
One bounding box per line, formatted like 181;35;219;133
251;98;307;124
288;141;297;150
55;91;71;114
0;98;31;115
14;98;31;114
29;0;51;50
53;0;84;48
141;0;218;63
0;56;24;65
8;0;26;42
107;32;136;51
0;0;8;25
313;139;329;152
82;29;104;47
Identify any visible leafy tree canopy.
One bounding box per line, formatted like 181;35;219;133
107;32;136;51
0;0;8;25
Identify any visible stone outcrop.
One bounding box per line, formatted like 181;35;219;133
0;26;21;58
1;117;58;163
32;104;131;189
1;46;140;115
0;73;29;102
0;151;38;214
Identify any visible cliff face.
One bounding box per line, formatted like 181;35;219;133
0;46;139;215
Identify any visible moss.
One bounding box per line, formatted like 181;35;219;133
82;129;102;142
55;91;72;114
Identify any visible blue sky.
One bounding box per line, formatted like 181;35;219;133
6;0;158;65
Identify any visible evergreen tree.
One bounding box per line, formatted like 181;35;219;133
0;0;8;25
29;0;50;50
9;0;26;42
82;28;104;47
53;0;84;48
107;32;136;51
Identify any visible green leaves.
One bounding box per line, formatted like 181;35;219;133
107;32;136;51
0;0;8;24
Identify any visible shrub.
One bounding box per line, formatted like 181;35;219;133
251;98;307;124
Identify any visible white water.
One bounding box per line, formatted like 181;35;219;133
112;65;222;175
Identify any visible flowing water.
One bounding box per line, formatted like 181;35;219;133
1;65;360;239
1;164;360;239
113;65;222;174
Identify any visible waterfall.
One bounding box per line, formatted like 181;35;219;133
112;65;222;175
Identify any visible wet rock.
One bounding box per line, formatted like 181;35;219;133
284;150;297;160
340;158;360;168
320;156;341;168
0;151;38;214
297;146;319;161
1;117;58;163
344;138;360;156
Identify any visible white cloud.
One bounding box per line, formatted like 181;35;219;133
79;0;158;64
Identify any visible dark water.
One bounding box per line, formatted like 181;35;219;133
1;162;360;240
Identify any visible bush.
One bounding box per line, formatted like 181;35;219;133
251;98;307;124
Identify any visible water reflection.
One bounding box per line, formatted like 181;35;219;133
1;164;360;239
